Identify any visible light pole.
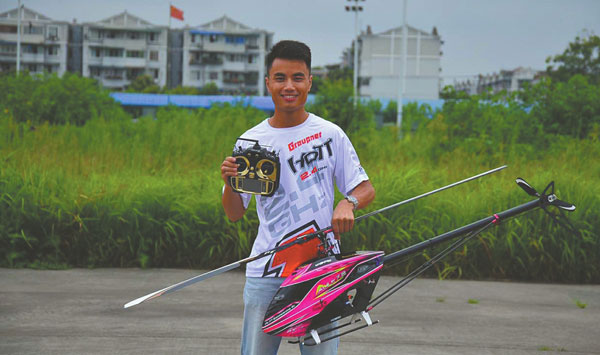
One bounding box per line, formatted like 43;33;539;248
16;0;22;76
396;0;408;134
345;0;364;107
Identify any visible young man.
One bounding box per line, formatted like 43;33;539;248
220;40;375;355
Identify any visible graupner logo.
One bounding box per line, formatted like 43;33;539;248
288;132;322;152
287;138;333;174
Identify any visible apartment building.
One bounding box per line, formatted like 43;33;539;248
453;67;542;95
0;6;68;75
182;16;273;95
356;25;443;100
81;11;168;90
1;7;273;94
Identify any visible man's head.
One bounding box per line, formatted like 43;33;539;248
265;41;313;116
266;40;311;76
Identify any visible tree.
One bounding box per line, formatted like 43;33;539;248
127;75;160;93
546;33;600;84
166;86;200;95
198;82;219;95
307;78;375;132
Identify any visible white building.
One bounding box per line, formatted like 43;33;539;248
0;7;69;75
453;67;542;95
357;25;443;100
182;16;273;95
81;11;168;90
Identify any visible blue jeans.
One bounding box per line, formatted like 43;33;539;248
241;277;339;355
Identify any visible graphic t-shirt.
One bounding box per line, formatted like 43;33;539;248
232;113;369;277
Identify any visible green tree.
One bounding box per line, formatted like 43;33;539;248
199;82;219;95
524;75;600;139
0;72;127;125
307;78;375;132
165;86;200;95
310;75;323;94
127;75;160;93
546;33;600;84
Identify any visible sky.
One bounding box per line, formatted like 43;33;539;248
2;0;599;85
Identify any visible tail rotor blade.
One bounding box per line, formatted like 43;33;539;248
516;177;539;197
551;198;576;211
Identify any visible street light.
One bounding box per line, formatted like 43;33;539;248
345;0;365;107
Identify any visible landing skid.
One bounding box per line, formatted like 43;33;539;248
288;311;379;346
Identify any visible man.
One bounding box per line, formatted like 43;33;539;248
220;40;375;355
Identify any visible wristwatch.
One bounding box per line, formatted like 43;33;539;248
345;195;359;210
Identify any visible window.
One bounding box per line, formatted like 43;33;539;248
209;72;218;80
107;48;123;57
0;44;16;54
23;45;38;54
152;69;159;79
209;34;218;43
126;50;144;58
45;65;53;73
225;36;245;44
128;32;139;39
92;48;102;57
47;26;58;39
0;25;17;34
149;51;159;61
248;55;255;64
24;23;43;35
195;71;202;80
28;64;36;72
149;32;157;42
47;46;58;56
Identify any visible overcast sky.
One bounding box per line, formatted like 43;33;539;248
2;0;598;84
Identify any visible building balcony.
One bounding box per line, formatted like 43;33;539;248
0;52;17;59
21;53;46;62
0;33;45;43
223;61;246;71
99;38;153;48
100;77;129;88
203;42;246;54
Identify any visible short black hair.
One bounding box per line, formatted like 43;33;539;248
266;40;311;75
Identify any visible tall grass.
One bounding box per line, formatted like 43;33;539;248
0;106;598;282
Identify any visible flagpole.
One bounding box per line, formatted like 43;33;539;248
168;3;171;29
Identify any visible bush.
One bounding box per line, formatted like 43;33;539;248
0;72;127;125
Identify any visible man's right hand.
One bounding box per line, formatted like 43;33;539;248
221;156;246;222
221;156;239;185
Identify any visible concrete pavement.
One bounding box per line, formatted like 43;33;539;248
1;268;599;355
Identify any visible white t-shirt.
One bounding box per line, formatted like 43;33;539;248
231;113;369;277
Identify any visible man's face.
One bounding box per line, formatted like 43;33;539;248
266;58;312;113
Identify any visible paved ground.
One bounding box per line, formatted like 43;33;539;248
0;268;599;355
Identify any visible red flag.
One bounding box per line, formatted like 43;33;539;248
170;5;184;21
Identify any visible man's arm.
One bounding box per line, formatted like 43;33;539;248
331;180;375;239
221;156;246;222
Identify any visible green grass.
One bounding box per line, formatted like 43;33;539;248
467;298;480;304
0;106;598;283
573;299;588;309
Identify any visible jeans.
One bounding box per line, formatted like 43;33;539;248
241;277;339;355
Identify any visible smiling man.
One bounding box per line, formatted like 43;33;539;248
220;40;375;355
